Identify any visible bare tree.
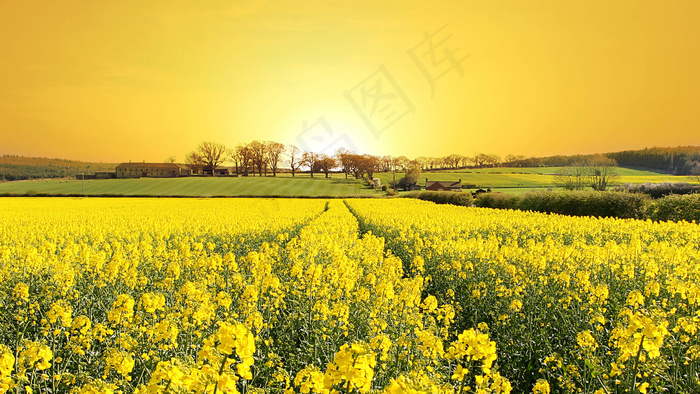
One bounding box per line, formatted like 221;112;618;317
588;157;619;191
302;151;318;178
232;144;252;176
554;162;590;190
185;151;205;175
361;155;381;179
164;156;177;163
462;156;475;167
395;156;410;171
414;156;428;170
316;154;337;178
447;154;463;169
442;156;451;169
265;141;285;177
474;153;490;168
196;142;227;176
348;154;364;179
288;145;303;177
486;154;502;167
227;148;237;176
555;158;619;191
505;154;526;166
335;148;353;179
380;156;394;172
248;140;268;176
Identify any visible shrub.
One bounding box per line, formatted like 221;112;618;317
404;190;473;206
619;182;699;199
648;194;700;222
385;188;398;196
476;191;650;219
396;176;417;191
473;192;520;210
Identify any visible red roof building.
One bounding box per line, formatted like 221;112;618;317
425;179;462;191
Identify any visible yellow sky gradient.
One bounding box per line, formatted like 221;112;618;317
1;0;699;163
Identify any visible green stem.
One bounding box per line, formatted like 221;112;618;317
457;373;468;394
629;335;645;393
457;358;472;394
212;355;229;394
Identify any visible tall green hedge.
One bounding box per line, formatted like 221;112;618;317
647;194;700;222
404;190;473;206
475;190;650;219
409;190;700;223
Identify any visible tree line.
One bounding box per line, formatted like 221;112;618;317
183;141;536;179
184;141;394;179
605;146;700;175
507;146;700;175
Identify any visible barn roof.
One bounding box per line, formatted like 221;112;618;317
426;180;462;188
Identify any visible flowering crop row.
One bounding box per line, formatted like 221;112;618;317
0;198;511;394
347;199;700;393
1;198;328;393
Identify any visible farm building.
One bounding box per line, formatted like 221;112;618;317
116;162;183;178
425;179;462;192
95;171;116;179
203;165;230;176
177;165;193;176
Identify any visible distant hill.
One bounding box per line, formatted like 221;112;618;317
605;146;700;175
510;146;700;175
0;155;117;181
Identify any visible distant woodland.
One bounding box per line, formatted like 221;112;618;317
0;155;117;181
508;146;700;175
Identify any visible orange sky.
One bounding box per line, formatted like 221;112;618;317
1;1;699;163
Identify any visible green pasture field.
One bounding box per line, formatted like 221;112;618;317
443;166;667;176
0;175;381;198
376;167;697;191
0;167;696;197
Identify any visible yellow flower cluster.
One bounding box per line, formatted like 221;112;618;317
446;329;497;377
0;345;14;392
16;340;53;377
294;366;327;394
324;343;376;393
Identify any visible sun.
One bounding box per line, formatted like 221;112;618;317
273;99;388;157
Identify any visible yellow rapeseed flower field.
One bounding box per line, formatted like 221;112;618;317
347;199;700;393
1;197;699;393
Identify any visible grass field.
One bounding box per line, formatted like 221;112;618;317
440;166;668;176
376;167;697;191
0;167;696;197
0;175;381;197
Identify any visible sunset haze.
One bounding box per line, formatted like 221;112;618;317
2;0;699;162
